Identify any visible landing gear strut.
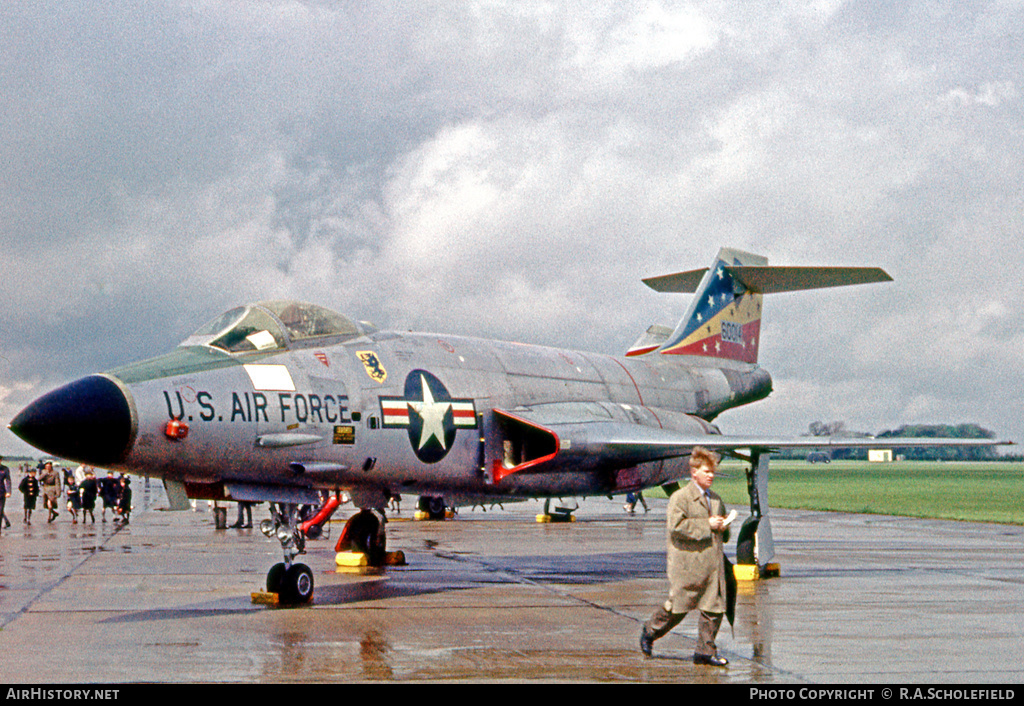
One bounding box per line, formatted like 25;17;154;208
736;451;762;566
260;503;315;605
734;451;778;579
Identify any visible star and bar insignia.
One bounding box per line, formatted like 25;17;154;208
380;370;477;464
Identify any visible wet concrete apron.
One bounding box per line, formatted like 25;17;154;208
0;483;1021;683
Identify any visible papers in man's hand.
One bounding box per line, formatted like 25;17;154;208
722;509;738;529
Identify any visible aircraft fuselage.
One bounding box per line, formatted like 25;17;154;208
53;329;770;505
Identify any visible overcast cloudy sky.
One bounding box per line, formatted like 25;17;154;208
2;1;1022;456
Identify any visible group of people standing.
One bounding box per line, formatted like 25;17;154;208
0;456;131;530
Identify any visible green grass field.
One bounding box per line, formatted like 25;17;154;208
647;460;1024;525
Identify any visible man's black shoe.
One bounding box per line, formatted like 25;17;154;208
694;654;728;666
639;628;653;657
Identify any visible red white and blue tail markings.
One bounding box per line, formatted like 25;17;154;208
633;248;766;363
632;247;892;363
658;251;765;363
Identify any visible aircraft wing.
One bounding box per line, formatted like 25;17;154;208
495;405;1011;482
606;432;1011;462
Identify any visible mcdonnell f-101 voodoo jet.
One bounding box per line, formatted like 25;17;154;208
9;248;1007;603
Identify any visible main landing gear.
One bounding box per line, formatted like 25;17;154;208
414;495;454;520
335;508;388;566
733;450;779;581
536;497;577;523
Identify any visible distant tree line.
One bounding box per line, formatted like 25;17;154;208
876;424;998;461
776;422;1004;461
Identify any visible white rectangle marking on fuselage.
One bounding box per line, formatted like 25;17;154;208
244;364;296;391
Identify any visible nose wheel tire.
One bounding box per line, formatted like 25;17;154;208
267;562;314;605
267;562;287;594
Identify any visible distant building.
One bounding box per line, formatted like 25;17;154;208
868;449;893;463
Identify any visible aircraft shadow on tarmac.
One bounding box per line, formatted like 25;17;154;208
462;550;666;584
98;580;462;624
99;549;667;623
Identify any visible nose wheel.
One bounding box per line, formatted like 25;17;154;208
267;561;314;604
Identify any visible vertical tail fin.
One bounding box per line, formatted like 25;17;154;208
640;247;891;364
646;248;767;363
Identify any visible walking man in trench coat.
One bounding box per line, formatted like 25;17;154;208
640;446;731;666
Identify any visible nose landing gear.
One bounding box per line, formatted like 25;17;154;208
260;503;315;605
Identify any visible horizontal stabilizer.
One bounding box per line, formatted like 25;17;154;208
728;266;892;293
642;268;706;293
626;324;674;357
643;265;892;294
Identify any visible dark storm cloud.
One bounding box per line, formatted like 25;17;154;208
2;0;1023;454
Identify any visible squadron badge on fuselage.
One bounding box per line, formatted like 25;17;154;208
357;351;387;384
380;370;477;464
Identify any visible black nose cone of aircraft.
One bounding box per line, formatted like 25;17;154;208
9;375;135;466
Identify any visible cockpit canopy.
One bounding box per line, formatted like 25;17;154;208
181;301;373;353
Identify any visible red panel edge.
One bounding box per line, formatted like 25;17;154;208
492;408;561;483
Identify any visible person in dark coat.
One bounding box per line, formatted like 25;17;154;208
0;456;11;533
114;476;132;525
79;469;98;524
19;468;39;525
99;470;119;522
64;470;81;524
230;501;254;529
